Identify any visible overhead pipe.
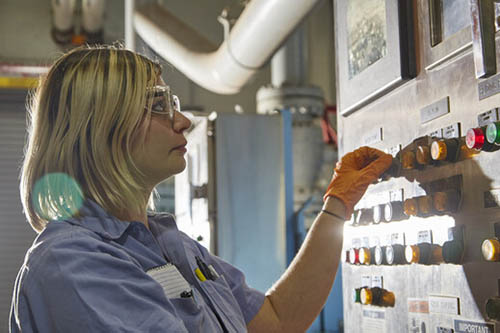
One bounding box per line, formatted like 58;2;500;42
134;0;321;94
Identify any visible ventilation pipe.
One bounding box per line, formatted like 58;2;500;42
81;0;105;43
133;0;321;94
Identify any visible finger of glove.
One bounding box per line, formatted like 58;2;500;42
360;150;393;178
338;146;389;171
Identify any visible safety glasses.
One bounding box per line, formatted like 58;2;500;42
145;85;181;121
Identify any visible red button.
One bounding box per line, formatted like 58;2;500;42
466;128;485;149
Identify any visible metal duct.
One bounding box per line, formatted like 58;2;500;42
134;0;321;94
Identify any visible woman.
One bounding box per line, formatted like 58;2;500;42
10;45;392;332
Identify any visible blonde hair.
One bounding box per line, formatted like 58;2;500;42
21;45;161;232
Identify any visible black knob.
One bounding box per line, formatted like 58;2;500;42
486;297;500;321
386;244;405;265
356;208;374;225
384;201;407;222
442;240;464;264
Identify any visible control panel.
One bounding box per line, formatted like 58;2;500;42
336;1;500;332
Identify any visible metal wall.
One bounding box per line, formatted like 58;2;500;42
337;1;500;332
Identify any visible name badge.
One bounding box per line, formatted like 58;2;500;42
147;264;191;299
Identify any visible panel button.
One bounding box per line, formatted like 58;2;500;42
401;151;416;169
386;244;405;265
384;201;407;222
486;122;500;144
430;138;459;162
481;238;500;261
416;145;431;165
486;297;500;320
442;240;464;264
349;248;360;264
361;287;395;307
359;247;372;265
433;190;460;213
374;245;387;265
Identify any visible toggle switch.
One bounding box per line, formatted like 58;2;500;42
384;201;407;222
360;287;395;307
386;244;406;265
430;138;460;162
481;238;500;261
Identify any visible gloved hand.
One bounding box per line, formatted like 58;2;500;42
323;146;393;219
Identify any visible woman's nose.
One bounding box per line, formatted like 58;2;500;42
173;111;193;133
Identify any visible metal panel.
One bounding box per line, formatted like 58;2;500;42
337;1;500;331
215;112;293;292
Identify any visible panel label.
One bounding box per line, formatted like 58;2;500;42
352;238;361;248
389;189;404;202
478;108;499;127
362;237;370;248
418;230;433;244
428;295;460;315
362;310;386;332
391;233;404;245
479;72;500;100
371;275;383;288
361;275;372;288
386;144;402;157
420;97;450;123
442;123;461;138
430;129;443;138
454;319;495;333
408;298;429;313
363;127;383;146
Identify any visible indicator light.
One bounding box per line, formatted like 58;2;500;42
430;138;459;162
442;240;464;264
356;208;374;225
405;243;433;264
385;244;405;265
430;244;444;264
401;151;416;169
341;249;350;263
384;201;406;222
360;288;373;305
372;205;383;224
361;287;395;307
466;126;500;151
374;245;386;265
486;297;500;321
405;245;420;264
466;127;485;149
486;122;500;144
416;145;431;165
352;288;362;303
481;238;500;261
359;247;372;265
403;198;418;216
417;195;433;216
349;248;360;264
433;190;460;213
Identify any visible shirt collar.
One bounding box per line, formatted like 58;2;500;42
65;200;136;239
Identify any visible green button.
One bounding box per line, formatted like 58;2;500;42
486;122;500;144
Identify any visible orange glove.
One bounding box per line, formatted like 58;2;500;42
323;146;393;218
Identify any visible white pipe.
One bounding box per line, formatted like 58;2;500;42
82;0;105;34
51;0;76;32
134;0;320;94
125;0;135;50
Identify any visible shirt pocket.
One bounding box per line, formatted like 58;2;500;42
168;287;206;332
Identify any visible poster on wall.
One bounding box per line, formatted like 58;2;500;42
334;0;416;115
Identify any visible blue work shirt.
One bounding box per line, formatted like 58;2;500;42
10;200;265;332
